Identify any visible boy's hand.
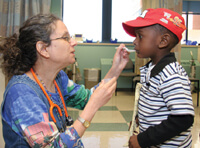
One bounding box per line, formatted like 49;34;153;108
135;116;139;127
128;134;141;148
128;116;139;132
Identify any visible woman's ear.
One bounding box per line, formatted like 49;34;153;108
159;33;170;49
36;41;50;58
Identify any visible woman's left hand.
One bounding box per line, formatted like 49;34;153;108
103;44;130;79
113;44;129;70
110;44;130;78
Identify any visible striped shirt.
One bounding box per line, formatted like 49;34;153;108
138;53;194;147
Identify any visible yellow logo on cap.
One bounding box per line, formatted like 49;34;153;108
168;16;186;30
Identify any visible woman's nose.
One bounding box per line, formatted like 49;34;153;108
70;38;77;47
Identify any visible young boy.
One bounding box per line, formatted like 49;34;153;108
122;8;194;147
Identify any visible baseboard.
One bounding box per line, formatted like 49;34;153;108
116;88;134;91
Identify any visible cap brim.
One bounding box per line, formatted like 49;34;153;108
122;18;157;37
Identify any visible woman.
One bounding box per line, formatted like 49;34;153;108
0;14;129;147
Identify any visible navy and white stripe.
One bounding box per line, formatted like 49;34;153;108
138;59;194;147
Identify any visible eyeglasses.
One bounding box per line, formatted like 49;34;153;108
50;36;71;42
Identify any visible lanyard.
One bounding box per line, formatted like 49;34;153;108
30;68;69;123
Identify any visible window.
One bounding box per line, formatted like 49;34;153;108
63;0;200;44
111;0;142;42
63;0;141;43
182;13;200;45
63;0;102;42
182;1;200;45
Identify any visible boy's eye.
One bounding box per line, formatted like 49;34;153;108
135;33;142;39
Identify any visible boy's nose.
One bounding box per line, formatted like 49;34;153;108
133;39;137;45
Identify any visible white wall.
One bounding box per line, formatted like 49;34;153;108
0;68;5;147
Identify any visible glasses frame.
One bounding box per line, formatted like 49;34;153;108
50;36;71;42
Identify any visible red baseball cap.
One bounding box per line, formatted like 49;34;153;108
122;8;186;42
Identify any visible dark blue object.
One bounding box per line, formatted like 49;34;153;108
86;39;93;43
191;41;197;45
110;38;118;43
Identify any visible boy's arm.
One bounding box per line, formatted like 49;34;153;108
137;114;194;147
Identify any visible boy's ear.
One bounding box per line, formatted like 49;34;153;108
36;41;50;58
159;33;170;49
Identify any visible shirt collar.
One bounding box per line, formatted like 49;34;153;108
144;52;177;78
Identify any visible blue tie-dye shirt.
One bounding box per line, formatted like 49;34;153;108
1;70;97;147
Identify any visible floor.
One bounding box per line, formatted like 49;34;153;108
68;90;200;148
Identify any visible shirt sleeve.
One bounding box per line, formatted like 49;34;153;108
59;70;98;110
2;83;84;147
160;74;194;116
137;114;194;147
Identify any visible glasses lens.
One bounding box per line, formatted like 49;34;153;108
51;34;71;42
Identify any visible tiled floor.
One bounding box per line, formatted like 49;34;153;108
68;90;200;148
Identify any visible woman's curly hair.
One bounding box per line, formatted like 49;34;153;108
0;14;60;78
